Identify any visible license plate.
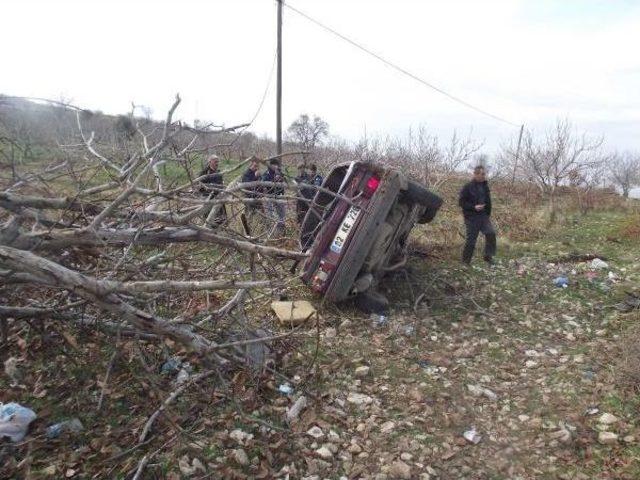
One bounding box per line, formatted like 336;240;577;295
330;206;361;253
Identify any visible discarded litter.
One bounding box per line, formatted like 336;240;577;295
278;383;294;395
285;395;307;424
463;427;482;444
402;324;415;336
0;402;37;442
46;418;84;439
590;258;609;270
175;363;193;385
584;406;600;415
161;357;182;375
370;314;388;329
553;276;569;288
417;359;431;369
271;300;317;326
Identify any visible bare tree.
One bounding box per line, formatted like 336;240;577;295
394;126;482;189
609;151;640;198
286;114;329;152
504;119;604;222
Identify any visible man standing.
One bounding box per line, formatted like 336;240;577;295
309;164;323;187
295;164;312;224
458;165;496;264
198;154;227;226
241;156;261;219
262;158;286;235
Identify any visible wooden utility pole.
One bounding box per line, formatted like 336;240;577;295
276;0;283;156
510;124;524;188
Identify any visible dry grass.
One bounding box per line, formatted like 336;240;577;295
617;311;640;391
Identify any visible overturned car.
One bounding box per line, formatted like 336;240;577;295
300;161;442;312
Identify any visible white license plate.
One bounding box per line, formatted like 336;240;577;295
330;206;361;253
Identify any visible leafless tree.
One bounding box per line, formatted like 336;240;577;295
390;126;483;189
502;119;604;222
286;114;329;152
609;151;640;198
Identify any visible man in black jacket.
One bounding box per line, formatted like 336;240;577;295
458;165;496;264
261;159;286;235
241;156;262;219
198;154;227;226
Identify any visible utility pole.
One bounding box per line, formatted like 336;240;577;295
510;124;524;188
276;0;283;156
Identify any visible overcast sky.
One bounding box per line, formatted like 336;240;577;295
3;0;639;153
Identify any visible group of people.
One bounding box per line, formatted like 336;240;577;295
199;154;496;262
197;154;323;235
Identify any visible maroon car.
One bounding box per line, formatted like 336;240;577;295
300;161;442;312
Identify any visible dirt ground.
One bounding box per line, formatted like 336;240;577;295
1;210;639;479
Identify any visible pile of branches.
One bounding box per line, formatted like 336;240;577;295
0;95;324;474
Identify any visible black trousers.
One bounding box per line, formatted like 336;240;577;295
462;214;496;263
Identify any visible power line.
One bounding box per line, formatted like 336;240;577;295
230;49;278;145
282;1;521;128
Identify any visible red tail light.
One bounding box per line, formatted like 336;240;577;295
364;176;380;197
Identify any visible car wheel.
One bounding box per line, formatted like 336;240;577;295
354;290;389;314
403;181;443;223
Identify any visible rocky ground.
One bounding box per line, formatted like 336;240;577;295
2;211;639;479
274;211;640;480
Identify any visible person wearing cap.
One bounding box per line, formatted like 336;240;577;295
198;154;227;226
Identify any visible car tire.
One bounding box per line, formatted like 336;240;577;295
403;181;443;223
354;290;389;314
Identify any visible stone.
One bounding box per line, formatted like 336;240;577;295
339;319;352;329
525;360;539;368
348;443;363;454
598;431;618;445
307;426;324;440
380;421;396;434
355;365;371;378
271;300;317;326
598;413;618;425
315;446;334;459
233;448;250;466
400;452;413;461
623;435;635;444
324;327;337;338
347;393;373;406
229;429;253;445
388;460;412;479
328;430;340;443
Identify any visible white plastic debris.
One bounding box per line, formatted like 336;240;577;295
278;383;294;395
590;258;609;270
463;427;482;444
286;396;308;424
46;418;84;439
0;402;37;442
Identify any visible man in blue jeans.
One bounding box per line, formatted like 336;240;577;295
458;165;497;265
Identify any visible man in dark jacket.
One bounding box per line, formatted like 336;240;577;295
241;156;261;218
295;164;313;224
198;154;227;226
458;165;496;264
262;159;286;235
309;164;323;187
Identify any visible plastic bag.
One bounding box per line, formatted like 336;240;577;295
0;402;37;442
